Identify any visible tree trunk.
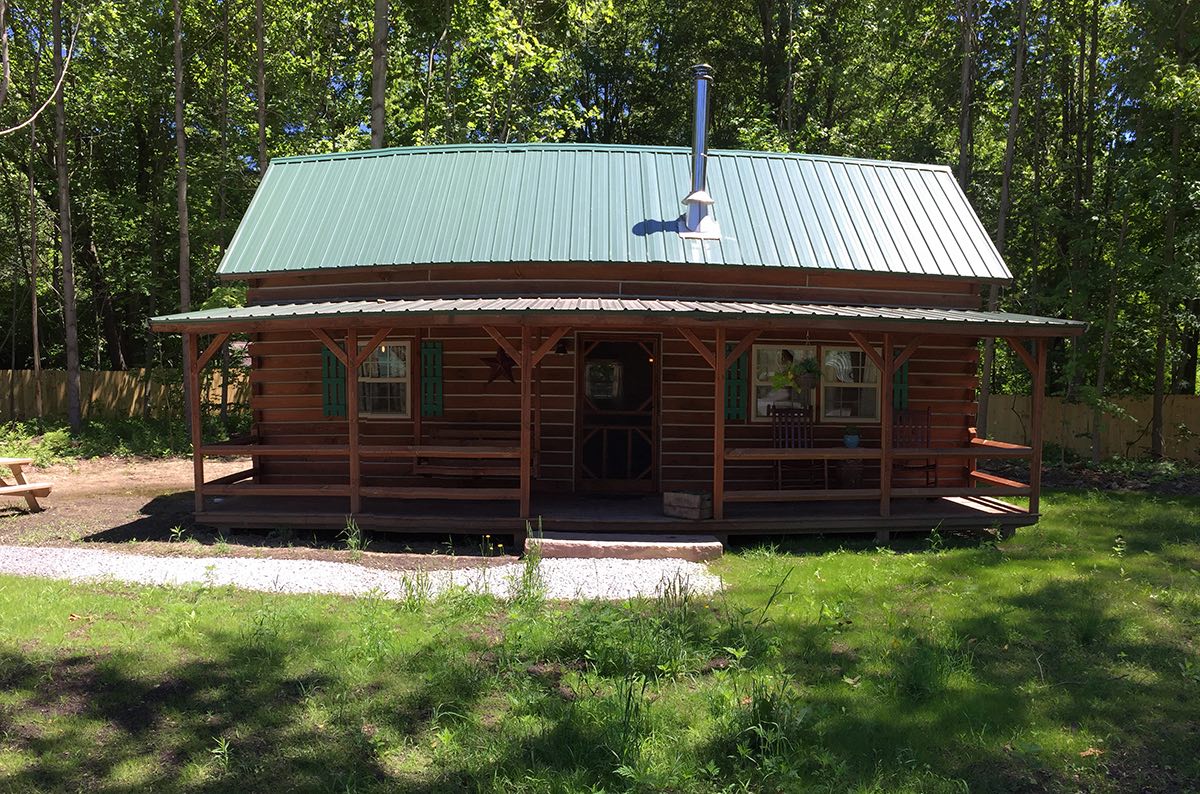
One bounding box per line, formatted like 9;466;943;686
256;0;268;171
1151;19;1186;458
28;47;42;416
956;0;975;189
219;0;230;426
53;0;80;430
978;0;1027;437
1151;322;1167;459
371;0;387;148
174;0;189;313
1177;298;1198;394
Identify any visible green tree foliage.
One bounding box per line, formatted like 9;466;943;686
0;0;1196;403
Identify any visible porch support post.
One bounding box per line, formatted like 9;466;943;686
184;332;204;514
346;329;361;515
519;325;533;521
879;332;894;520
713;327;726;521
1029;338;1047;515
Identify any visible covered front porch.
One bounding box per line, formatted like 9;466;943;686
151;297;1082;540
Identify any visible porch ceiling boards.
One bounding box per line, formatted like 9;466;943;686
151;296;1084;336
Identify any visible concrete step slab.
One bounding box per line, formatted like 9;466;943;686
525;532;724;562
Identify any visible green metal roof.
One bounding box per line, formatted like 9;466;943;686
152;297;1081;335
219;144;1011;282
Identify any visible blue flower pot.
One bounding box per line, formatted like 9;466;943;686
844;435;860;448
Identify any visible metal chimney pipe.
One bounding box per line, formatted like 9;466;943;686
682;64;718;237
689;64;713;197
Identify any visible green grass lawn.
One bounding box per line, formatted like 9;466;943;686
1;490;1198;792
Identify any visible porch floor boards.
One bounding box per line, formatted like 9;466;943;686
197;493;1034;535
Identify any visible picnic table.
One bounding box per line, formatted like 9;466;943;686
0;458;52;512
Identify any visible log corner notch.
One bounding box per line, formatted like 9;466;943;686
184;331;231;514
1004;336;1047;514
678;326;761;520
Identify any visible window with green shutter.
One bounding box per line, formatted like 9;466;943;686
724;343;749;421
321;347;347;417
420;340;444;417
893;360;910;411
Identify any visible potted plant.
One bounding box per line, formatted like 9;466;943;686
843;425;861;448
770;355;821;393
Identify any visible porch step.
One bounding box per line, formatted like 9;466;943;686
525;532;724;562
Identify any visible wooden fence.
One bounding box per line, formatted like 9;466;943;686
0;369;247;421
988;395;1200;463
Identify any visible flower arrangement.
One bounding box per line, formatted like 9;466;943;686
770;355;821;391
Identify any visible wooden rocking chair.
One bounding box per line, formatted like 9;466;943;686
769;405;828;490
893;407;938;487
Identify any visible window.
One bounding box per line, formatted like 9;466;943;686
751;345;817;421
358;339;410;417
821;347;880;422
585;360;622;401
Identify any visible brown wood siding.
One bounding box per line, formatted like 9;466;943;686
244;264;983;309
250;325;979;495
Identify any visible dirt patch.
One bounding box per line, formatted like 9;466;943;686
0;457;514;572
984;460;1200;497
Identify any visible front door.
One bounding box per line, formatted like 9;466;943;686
576;335;658;492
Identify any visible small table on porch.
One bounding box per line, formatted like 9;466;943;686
0;458;52;512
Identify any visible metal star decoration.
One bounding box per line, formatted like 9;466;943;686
481;347;516;384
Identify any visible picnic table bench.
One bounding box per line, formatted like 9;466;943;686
0;457;52;512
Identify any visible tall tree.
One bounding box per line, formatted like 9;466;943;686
27;36;42;416
174;0;189;313
53;0;80;430
956;0;975;188
371;0;388;148
979;0;1029;436
255;0;267;170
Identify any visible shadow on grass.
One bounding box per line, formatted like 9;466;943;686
0;623;490;793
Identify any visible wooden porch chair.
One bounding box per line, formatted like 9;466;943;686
893;407;938;487
768;405;828;490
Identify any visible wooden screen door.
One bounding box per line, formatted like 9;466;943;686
576;335;659;493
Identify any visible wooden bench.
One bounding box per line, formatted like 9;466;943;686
0;457;52;512
411;427;529;479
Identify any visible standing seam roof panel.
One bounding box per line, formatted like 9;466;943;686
214;144;1012;282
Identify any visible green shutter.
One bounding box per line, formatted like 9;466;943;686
893;360;909;411
321;347;347;417
421;340;444;417
724;343;749;421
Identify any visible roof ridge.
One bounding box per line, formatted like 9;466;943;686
267;143;952;173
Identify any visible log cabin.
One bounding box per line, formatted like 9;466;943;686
151;65;1083;542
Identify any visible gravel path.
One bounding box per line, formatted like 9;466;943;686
0;545;722;601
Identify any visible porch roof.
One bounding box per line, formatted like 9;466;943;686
151;297;1083;337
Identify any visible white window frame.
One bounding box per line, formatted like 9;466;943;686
749;344;819;422
357;338;411;419
819;345;881;423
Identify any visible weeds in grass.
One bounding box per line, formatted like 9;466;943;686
168;525;189;543
340;518;370;559
711;674;810;786
214;533;231;556
510;520;546;609
209;736;233;773
354;590;394;666
399;568;433;612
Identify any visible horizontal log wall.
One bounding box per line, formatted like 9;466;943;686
244;263;984;309
249;325;981;492
658;330;979;492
